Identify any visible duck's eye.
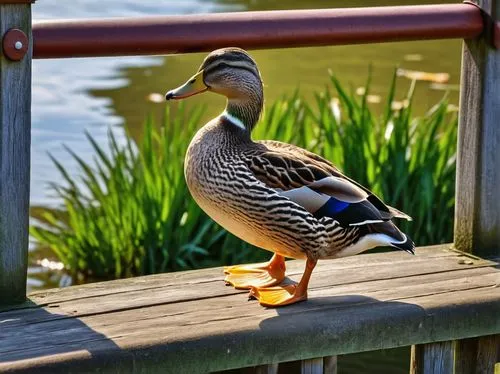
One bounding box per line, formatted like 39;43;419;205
188;78;196;84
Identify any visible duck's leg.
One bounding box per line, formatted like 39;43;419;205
249;258;317;307
224;254;286;289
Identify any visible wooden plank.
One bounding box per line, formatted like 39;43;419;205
455;0;500;257
2;273;497;351
476;335;500;374
0;4;31;305
5;267;496;331
2;277;498;355
410;341;454;374
24;244;455;307
1;256;498;332
0;248;498;373
2;250;497;325
19;245;492;314
301;358;322;374
323;356;337;374
2;286;497;373
455;337;478;374
454;334;499;374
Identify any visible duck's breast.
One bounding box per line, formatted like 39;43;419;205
185;142;310;258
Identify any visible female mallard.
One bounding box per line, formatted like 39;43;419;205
166;47;414;307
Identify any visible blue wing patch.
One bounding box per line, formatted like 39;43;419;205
313;197;349;219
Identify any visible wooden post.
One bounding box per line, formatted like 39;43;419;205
0;1;32;304
454;337;478;374
323;356;337;374
475;335;500;374
455;335;500;374
410;342;455;374
455;0;500;257
301;358;323;374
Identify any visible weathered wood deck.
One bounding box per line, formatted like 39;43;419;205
1;244;499;373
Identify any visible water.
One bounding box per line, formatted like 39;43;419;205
29;1;462;371
31;0;230;206
31;0;461;206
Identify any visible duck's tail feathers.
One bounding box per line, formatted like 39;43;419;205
388;205;413;221
366;221;415;255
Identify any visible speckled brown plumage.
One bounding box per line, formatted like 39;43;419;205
184;116;361;260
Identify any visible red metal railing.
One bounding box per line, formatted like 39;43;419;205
32;4;483;59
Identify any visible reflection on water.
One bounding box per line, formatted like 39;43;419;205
31;0;240;206
29;1;461;371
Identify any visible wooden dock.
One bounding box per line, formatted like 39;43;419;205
1;244;498;373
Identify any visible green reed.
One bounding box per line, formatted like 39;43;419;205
30;72;457;282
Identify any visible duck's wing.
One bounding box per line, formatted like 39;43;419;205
244;140;411;227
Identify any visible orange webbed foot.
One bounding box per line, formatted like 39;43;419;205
248;257;317;308
224;254;286;289
249;283;307;307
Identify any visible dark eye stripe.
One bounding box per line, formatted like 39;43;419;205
204;61;260;79
203;49;255;67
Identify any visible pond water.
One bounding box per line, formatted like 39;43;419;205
31;0;461;207
29;1;462;371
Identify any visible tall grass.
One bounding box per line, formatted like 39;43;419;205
30;72;457;282
308;72;457;244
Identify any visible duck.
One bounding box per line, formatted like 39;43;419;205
165;47;414;307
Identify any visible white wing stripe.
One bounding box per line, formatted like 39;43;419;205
277;186;328;214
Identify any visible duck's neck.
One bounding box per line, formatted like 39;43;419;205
224;85;263;133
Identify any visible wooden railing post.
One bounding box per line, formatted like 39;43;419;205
455;335;500;374
301;357;323;374
411;337;499;374
454;0;500;257
0;1;32;304
410;341;455;374
414;1;500;372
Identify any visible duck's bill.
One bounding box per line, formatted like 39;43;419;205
165;70;208;100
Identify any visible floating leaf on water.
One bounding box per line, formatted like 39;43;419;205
391;99;410;111
355;87;380;103
147;93;164;103
397;68;450;83
403;54;423;62
366;94;381;104
355;87;366;96
430;82;460;91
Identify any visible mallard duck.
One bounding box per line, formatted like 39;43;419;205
165;48;414;307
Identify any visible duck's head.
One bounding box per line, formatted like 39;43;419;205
166;47;263;132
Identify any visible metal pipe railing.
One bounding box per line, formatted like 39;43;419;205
32;4;484;59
